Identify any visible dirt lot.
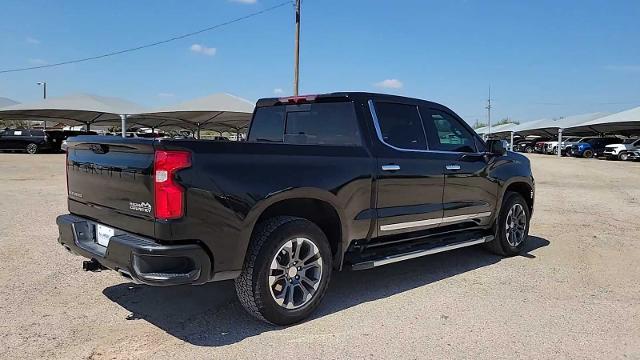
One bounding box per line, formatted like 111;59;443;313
0;153;639;359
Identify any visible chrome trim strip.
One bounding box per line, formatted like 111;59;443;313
371;236;493;267
379;218;441;231
379;211;492;231
367;99;483;156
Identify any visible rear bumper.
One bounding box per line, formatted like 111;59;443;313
56;214;212;286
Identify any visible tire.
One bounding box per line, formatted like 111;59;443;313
583;149;593;158
565;148;572;157
484;192;531;257
26;143;38;154
525;146;533;153
235;216;332;325
619;152;629;161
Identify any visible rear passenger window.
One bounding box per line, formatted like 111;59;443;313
284;102;361;145
248;106;285;142
422;109;476;153
374;102;427;150
249;102;361;146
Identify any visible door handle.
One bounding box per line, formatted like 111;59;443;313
445;164;461;171
381;164;401;171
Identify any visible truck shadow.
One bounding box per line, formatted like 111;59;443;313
102;235;549;347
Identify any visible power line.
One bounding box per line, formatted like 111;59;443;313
0;1;292;75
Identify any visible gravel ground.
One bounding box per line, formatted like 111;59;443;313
0;153;639;360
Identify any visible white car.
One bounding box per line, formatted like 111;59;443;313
604;138;640;160
544;137;580;155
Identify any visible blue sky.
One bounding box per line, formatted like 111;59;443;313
1;0;639;124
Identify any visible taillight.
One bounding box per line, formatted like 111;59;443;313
154;150;191;220
65;151;69;194
278;95;317;104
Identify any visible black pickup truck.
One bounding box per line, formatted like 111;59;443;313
57;92;534;325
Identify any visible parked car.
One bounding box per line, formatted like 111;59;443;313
570;137;620;158
514;137;550;153
0;128;52;154
627;148;640;161
603;138;640;161
534;139;552;153
563;137;594;156
57;92;535;325
544;137;580;155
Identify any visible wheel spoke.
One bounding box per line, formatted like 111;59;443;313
268;237;323;310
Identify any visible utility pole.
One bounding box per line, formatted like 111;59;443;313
485;86;492;136
37;81;47;130
293;0;301;96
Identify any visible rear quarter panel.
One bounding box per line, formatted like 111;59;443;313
157;140;374;273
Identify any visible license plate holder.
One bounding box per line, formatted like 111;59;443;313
95;224;114;247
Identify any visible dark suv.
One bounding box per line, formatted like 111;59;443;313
0;129;52;154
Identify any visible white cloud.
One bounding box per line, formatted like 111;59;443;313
190;44;217;56
374;79;403;89
273;88;284;94
230;0;257;3
28;58;47;65
26;36;40;45
604;64;640;73
157;92;175;98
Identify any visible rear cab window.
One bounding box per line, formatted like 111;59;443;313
248;101;362;146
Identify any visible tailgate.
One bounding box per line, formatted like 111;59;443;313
66;135;156;237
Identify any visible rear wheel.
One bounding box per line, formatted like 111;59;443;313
235;216;332;325
485;192;530;256
565;148;573;156
619;152;629;161
583;149;593;158
25;143;38;154
525;146;533;153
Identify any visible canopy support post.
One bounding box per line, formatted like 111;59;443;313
120;114;127;138
509;131;514;151
86;122;91;131
557;128;563;157
197;124;201;139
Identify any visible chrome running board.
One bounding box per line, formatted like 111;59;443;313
351;235;494;270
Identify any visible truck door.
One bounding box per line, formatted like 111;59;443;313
420;107;498;229
368;101;445;237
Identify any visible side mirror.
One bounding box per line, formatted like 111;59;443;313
487;139;507;155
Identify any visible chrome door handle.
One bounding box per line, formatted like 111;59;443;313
381;164;401;171
445;164;461;171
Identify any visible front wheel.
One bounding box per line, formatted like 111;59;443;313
525;146;533;153
485;192;531;256
235;216;332;325
26;143;38;154
619;152;629;161
583;149;593;158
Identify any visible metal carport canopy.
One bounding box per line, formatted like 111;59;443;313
0;93;147;130
129;93;254;137
565;106;640;136
481;122;519;136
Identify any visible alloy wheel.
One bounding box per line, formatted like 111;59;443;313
26;143;38;154
268;237;323;310
505;203;527;247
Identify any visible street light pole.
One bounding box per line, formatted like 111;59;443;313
37;81;47;130
293;0;301;96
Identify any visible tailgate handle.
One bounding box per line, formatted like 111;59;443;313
89;144;109;154
381;164;401;171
